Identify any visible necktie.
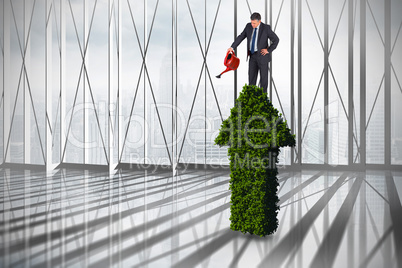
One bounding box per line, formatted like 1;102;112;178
251;28;257;54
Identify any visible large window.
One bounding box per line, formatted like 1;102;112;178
1;0;401;168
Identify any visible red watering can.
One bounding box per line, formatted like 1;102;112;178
216;50;240;78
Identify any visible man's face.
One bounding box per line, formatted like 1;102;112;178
251;19;261;28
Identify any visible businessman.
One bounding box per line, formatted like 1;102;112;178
228;12;279;94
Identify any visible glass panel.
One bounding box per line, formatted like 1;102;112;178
206;0;233;166
177;0;206;164
9;0;24;163
352;0;361;164
51;0;62;165
85;0;109;165
64;0;85;164
271;0;292;165
366;0;384;164
301;0;325;164
29;0;46;165
391;0;402;165
328;0;349;166
120;0;145;165
0;0;4;163
145;0;173;166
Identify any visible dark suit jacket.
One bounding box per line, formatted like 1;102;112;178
231;22;279;63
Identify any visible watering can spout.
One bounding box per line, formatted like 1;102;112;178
216;51;240;78
216;67;231;79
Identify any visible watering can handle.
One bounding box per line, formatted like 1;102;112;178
225;50;235;62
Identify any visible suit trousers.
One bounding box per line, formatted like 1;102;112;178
248;52;269;94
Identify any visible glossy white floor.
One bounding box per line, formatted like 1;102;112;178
1;167;401;268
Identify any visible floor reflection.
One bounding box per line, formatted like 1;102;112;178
0;167;401;268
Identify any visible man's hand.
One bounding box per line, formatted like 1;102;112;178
227;47;234;53
260;48;269;56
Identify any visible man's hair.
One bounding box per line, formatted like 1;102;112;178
250;12;261;21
